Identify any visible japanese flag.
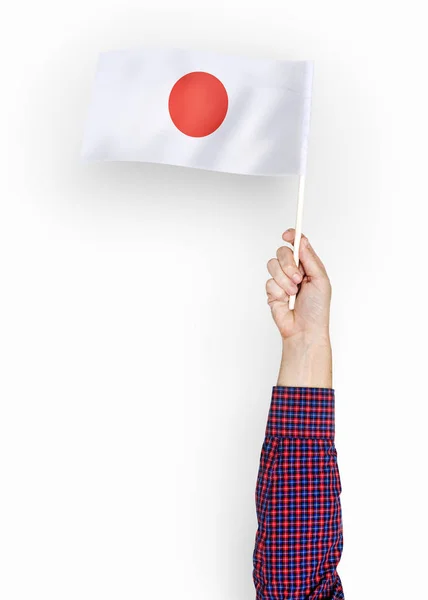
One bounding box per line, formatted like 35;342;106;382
81;48;313;176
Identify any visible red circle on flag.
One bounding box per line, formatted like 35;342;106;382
168;72;228;137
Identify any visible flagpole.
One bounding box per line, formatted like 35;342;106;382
289;62;313;311
289;174;305;310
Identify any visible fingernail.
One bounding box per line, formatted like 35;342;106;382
292;273;302;283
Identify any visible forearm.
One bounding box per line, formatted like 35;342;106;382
254;338;344;598
253;386;344;599
277;332;332;388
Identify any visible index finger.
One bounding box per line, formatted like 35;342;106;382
282;228;327;278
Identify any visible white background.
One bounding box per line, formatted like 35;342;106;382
0;1;427;599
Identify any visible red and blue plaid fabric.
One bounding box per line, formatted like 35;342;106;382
253;387;344;599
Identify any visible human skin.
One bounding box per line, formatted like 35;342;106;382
266;228;332;388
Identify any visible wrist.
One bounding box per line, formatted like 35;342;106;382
282;328;331;348
277;332;332;388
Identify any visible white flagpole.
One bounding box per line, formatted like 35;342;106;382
289;174;305;311
289;62;313;311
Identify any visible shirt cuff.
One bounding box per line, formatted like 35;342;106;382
266;386;335;440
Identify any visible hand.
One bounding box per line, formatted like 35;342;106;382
266;229;333;387
266;228;332;342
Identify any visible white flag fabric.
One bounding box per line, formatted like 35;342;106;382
81;48;313;176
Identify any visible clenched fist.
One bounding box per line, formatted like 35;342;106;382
266;228;332;341
266;229;333;387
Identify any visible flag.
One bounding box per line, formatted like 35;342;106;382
81;48;313;176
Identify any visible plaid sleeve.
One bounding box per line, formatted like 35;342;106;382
253;387;344;599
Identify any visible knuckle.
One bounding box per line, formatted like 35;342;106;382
267;258;277;271
276;245;291;261
266;278;275;291
276;246;285;260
